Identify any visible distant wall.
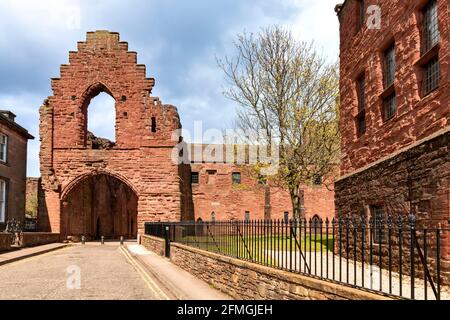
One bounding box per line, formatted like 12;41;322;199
0;233;13;252
19;233;60;247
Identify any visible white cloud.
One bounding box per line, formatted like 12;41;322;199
0;1;340;177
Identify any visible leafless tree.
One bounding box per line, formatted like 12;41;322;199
218;25;340;220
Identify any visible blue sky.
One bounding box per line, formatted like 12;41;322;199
0;0;339;177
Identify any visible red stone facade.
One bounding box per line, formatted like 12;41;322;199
337;0;449;176
0;111;34;231
39;31;335;240
334;0;449;280
189;162;335;222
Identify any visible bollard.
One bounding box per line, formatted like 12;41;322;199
120;236;124;246
101;236;105;245
81;236;85;245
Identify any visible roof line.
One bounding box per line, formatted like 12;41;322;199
0;114;34;140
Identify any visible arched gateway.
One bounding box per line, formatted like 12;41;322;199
39;31;192;240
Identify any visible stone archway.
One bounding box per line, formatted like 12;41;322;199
38;31;186;238
61;174;138;240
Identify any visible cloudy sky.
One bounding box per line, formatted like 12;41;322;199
0;0;339;177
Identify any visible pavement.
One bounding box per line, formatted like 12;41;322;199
125;244;232;300
0;241;231;300
0;243;67;266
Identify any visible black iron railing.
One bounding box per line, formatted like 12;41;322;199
145;215;449;300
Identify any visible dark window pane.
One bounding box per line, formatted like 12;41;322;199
232;172;241;184
423;56;440;95
356;0;365;31
384;44;396;88
384;93;397;120
356;110;366;136
371;205;384;242
422;0;439;53
357;76;365;112
313;175;323;186
191;172;199;184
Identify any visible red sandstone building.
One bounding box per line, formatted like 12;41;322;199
0;110;34;231
38;31;335;240
334;1;448;224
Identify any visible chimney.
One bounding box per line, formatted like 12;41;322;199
0;110;16;122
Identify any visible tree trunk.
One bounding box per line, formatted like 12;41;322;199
291;185;306;221
264;185;271;220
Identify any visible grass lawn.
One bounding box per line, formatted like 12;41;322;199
173;234;335;264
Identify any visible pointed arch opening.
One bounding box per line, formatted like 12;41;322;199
81;83;117;149
62;173;138;240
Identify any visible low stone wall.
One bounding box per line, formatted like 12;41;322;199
0;233;13;252
141;235;165;257
141;235;389;300
19;233;60;247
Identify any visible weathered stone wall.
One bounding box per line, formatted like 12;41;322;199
39;31;184;238
141;235;389;300
335;129;450;283
140;235;165;257
190;163;335;222
19;233;60;248
0;233;13;252
338;0;449;175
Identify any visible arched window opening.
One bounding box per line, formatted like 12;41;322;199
84;88;116;149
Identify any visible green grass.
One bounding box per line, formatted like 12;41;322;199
174;234;335;264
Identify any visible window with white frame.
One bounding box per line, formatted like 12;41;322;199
0;134;7;163
0;179;6;223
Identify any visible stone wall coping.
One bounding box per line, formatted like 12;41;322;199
21;232;60;235
337;126;450;183
142;235;165;243
169;241;393;300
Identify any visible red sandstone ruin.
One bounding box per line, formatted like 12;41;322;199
38;31;335;240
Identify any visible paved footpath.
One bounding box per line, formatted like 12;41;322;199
0;242;230;300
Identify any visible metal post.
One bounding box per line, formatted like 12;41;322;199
120;236;124;246
409;214;416;300
81;236;85;245
101;236;105;245
164;226;171;258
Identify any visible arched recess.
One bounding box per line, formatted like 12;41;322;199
61;169;139;201
80;82;117;149
61;171;138;240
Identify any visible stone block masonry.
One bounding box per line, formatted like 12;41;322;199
141;235;390;300
0;233;13;252
335;0;450;287
335;128;450;284
39;31;186;239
